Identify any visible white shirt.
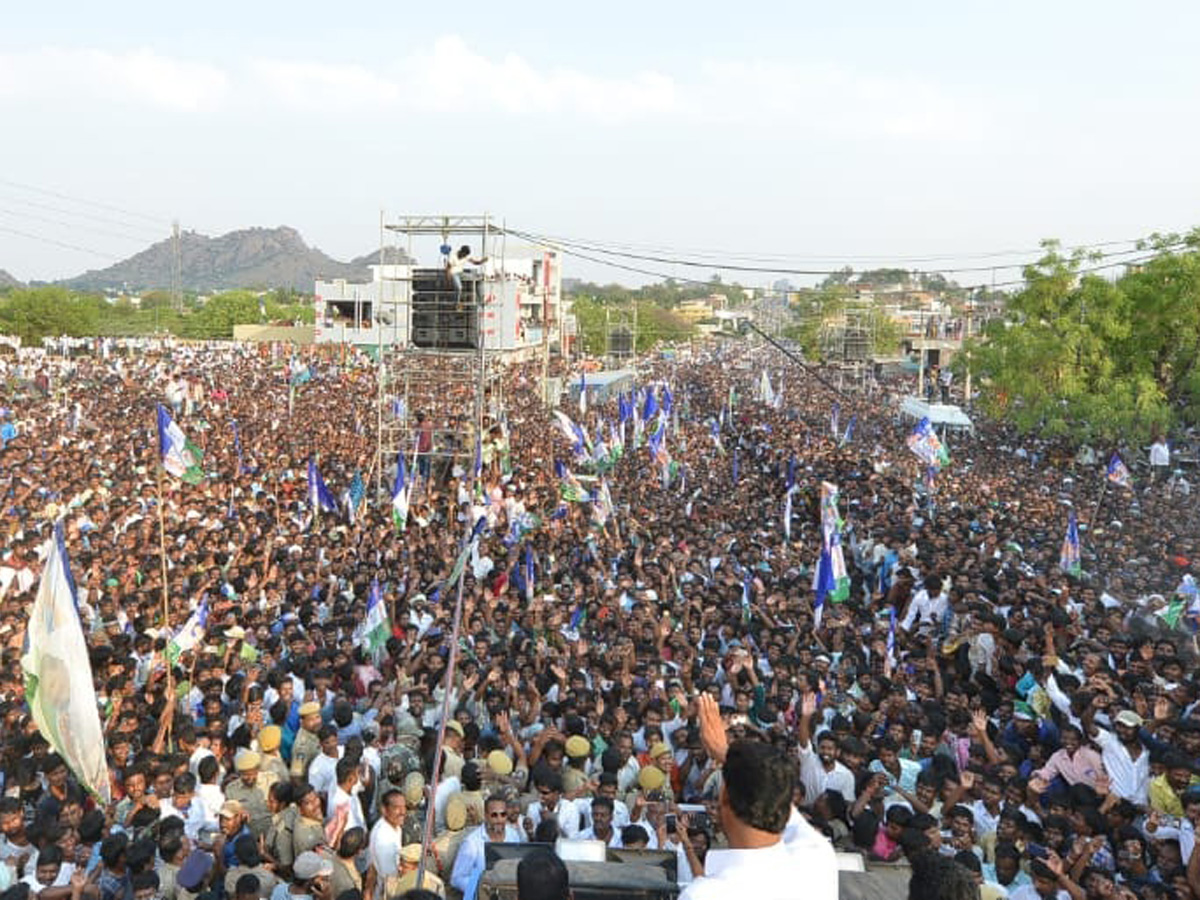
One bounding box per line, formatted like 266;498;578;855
526;798;582;839
1151;441;1170;467
1009;886;1069;900
901;589;948;631
680;809;837;900
307;750;343;797
449;824;524;896
1093;727;1149;806
797;743;856;808
327;785;365;833
367;817;403;897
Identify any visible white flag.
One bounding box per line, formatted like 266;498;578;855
21;527;110;802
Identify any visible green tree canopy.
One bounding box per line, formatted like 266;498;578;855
967;234;1200;442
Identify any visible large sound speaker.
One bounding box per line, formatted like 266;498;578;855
411;267;481;349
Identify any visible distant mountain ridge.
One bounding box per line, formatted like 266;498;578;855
0;270;22;289
60;226;394;293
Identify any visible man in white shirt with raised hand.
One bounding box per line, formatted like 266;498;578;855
680;694;837;900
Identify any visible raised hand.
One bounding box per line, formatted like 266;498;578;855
697;692;729;766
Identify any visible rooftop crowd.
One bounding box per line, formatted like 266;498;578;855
0;334;1198;900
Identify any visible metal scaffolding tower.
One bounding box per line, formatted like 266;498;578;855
819;297;875;391
374;215;506;499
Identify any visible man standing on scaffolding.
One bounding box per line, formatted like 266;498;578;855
446;244;487;309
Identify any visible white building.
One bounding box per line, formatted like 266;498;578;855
313;251;565;358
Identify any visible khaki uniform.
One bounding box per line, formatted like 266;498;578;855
267;806;297;870
291;815;326;859
260;753;290;790
290;728;320;779
225;778;272;839
385;870;444;899
326;853;362;899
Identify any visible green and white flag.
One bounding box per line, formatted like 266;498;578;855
21;526;111;802
356;580;389;661
166;597;209;665
157;404;204;484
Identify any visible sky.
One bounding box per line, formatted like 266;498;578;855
3;1;1200;288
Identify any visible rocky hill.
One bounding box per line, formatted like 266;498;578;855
0;269;22;290
62;226;378;293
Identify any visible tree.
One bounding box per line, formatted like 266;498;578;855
965;235;1200;442
0;287;102;345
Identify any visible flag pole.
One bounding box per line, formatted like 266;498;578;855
415;524;473;891
1086;477;1109;538
153;416;176;747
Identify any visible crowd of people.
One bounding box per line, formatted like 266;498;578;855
0;334;1198;900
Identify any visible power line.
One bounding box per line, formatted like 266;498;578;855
516;229;1164;268
0;225;120;260
507;227;1177;293
506;227;1184;279
0;178;168;226
0;207;165;247
0;192;168;242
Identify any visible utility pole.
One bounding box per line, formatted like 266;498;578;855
963;295;973;409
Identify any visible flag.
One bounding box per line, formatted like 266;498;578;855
742;570;753;624
709;419;725;455
840;415;856;448
552;410;589;459
156;404;204;484
392;452;410;530
831;403;840;440
344;471;365;525
643;387;658;422
783;486;795;541
886;607;897;673
444;517;487;592
1060;511;1081;578
357;579;389;661
167;597;209;664
21;526;111;802
906;417;950;470
232;419;246;475
579;372;587;416
1107;452;1133;490
732;448;739;484
307;458;338;515
661;384;673;417
524;545;535;603
813;481;850;610
759;371;774;406
1161;597;1187;630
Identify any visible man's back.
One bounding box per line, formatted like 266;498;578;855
680;811;837;900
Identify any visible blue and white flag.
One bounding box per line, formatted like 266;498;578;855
1107;452;1133;490
1060;511;1081;578
167;596;209;663
392;452;410;530
307;458;338;515
840;415;856;448
156;404;203;484
356;579;389;662
578;372;587;416
22;526;111;802
524;545;535;603
642;387;658;422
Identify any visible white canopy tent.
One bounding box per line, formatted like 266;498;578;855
899;396;974;433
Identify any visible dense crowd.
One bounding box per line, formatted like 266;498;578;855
0;335;1198;900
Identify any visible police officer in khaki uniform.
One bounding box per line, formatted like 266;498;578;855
386;844;445;898
226;751;272;839
562;735;592;797
428;795;469;882
256;726;289;789
290;701;323;782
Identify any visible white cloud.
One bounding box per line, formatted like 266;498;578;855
0;47;229;111
249;59;400;109
0;38;984;138
695;59;988;140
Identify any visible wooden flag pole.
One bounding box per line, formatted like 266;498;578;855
153;413;176;747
